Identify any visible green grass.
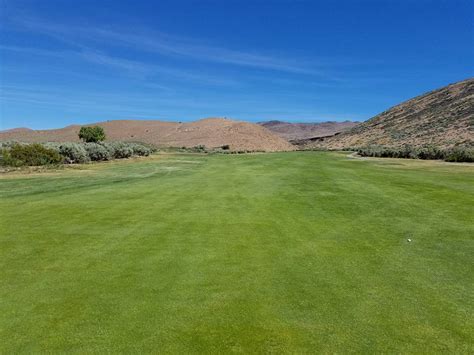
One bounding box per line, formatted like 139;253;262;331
1;152;473;353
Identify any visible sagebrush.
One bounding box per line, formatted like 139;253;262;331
0;141;155;166
355;145;473;162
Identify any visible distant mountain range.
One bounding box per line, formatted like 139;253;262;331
257;120;359;141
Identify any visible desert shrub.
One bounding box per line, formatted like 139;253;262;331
129;143;152;156
98;142;116;157
357;146;383;158
417;145;444;160
59;143;90;164
42;142;61;153
107;142;133;159
193;145;206;152
1;143;63;166
0;140;157;166
84;142;111;161
0;149;18;166
78;126;106;143
0;140;21;149
221;144;230;150
96;141;153;159
444;147;474;162
185;145;207;153
357;145;418;159
356;145;474;163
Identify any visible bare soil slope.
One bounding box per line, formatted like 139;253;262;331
0;118;295;152
258;120;358;140
304;78;474;149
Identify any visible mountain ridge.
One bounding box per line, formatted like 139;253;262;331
257;120;359;141
300;78;474;149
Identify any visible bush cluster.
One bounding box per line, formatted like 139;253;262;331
58;143;90;164
356;145;473;162
84;143;110;161
128;143;152;157
173;145;265;154
176;145;209;153
0;141;21;149
0;141;155;166
443;147;474;162
108;142;134;158
1;143;63;166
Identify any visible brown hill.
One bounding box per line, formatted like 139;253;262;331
1;127;34;133
258;120;359;141
0;118;295;152
302;78;474;149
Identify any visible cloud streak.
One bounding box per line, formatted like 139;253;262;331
12;16;326;75
0;44;241;86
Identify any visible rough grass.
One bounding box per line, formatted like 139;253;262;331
0;152;473;353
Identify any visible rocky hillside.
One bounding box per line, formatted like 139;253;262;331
258;120;358;141
303;78;474;149
0;118;295;152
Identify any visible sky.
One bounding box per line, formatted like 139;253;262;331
0;0;473;130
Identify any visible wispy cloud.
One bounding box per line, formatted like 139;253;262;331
0;44;73;59
90;28;323;75
12;16;326;76
79;50;150;73
0;44;241;86
0;85;217;113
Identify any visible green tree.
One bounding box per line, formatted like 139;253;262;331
78;126;106;143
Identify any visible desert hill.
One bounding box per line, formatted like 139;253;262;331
0;118;295;152
301;78;474;149
258;120;358;141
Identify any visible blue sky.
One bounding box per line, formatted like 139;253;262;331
0;0;473;130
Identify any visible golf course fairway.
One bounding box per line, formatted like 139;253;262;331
1;152;472;352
